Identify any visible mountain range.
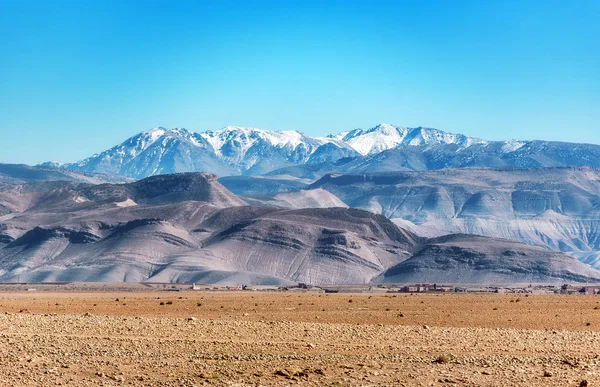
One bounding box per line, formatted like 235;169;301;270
1;172;598;285
43;123;600;179
0;122;595;285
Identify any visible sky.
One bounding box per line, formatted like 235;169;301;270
1;0;599;164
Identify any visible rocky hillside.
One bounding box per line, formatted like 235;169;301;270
309;167;600;268
0;173;597;284
79;172;246;207
377;234;600;284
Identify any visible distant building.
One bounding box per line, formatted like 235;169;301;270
581;286;600;295
400;285;427;293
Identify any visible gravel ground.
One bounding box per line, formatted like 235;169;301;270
0;292;598;386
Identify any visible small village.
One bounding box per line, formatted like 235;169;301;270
191;282;600;295
3;281;600;296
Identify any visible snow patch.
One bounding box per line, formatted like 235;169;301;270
115;199;138;208
330;124;486;155
74;196;89;203
501;140;526;153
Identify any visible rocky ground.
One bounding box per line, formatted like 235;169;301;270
0;291;599;386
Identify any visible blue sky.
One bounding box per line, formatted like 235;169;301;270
1;0;598;164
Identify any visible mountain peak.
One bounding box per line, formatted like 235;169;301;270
142;127;193;137
128;127;197;151
330;124;487;155
372;123;399;131
202;126;308;151
334;124;408;155
141;127;166;139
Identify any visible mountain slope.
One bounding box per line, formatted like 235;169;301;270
0;163;130;184
218;176;309;196
79;172;246;207
0;173;245;238
377;234;600;284
198;208;418;284
309;167;600;268
242;188;348;209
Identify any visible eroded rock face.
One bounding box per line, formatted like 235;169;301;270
9;227;101;247
309;167;600;268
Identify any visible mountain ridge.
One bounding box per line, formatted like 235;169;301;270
43;123;575;179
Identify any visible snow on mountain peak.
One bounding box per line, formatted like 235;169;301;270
329;123;486;155
134;124;487;159
144;127;166;137
373;123;400;133
333;123;409;156
143;127;196;139
501;139;526;152
201;126;309;154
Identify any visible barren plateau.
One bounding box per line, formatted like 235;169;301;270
0;291;599;386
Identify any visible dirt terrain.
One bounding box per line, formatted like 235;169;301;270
0;291;599;386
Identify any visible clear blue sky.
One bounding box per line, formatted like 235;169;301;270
1;0;598;164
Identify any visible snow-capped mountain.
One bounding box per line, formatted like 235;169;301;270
63;126;357;178
199;126;355;174
50;123;599;179
65;128;232;179
329;123;487;156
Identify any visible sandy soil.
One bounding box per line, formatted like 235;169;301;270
0;291;599;386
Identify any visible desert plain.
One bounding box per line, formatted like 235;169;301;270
0;287;599;386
